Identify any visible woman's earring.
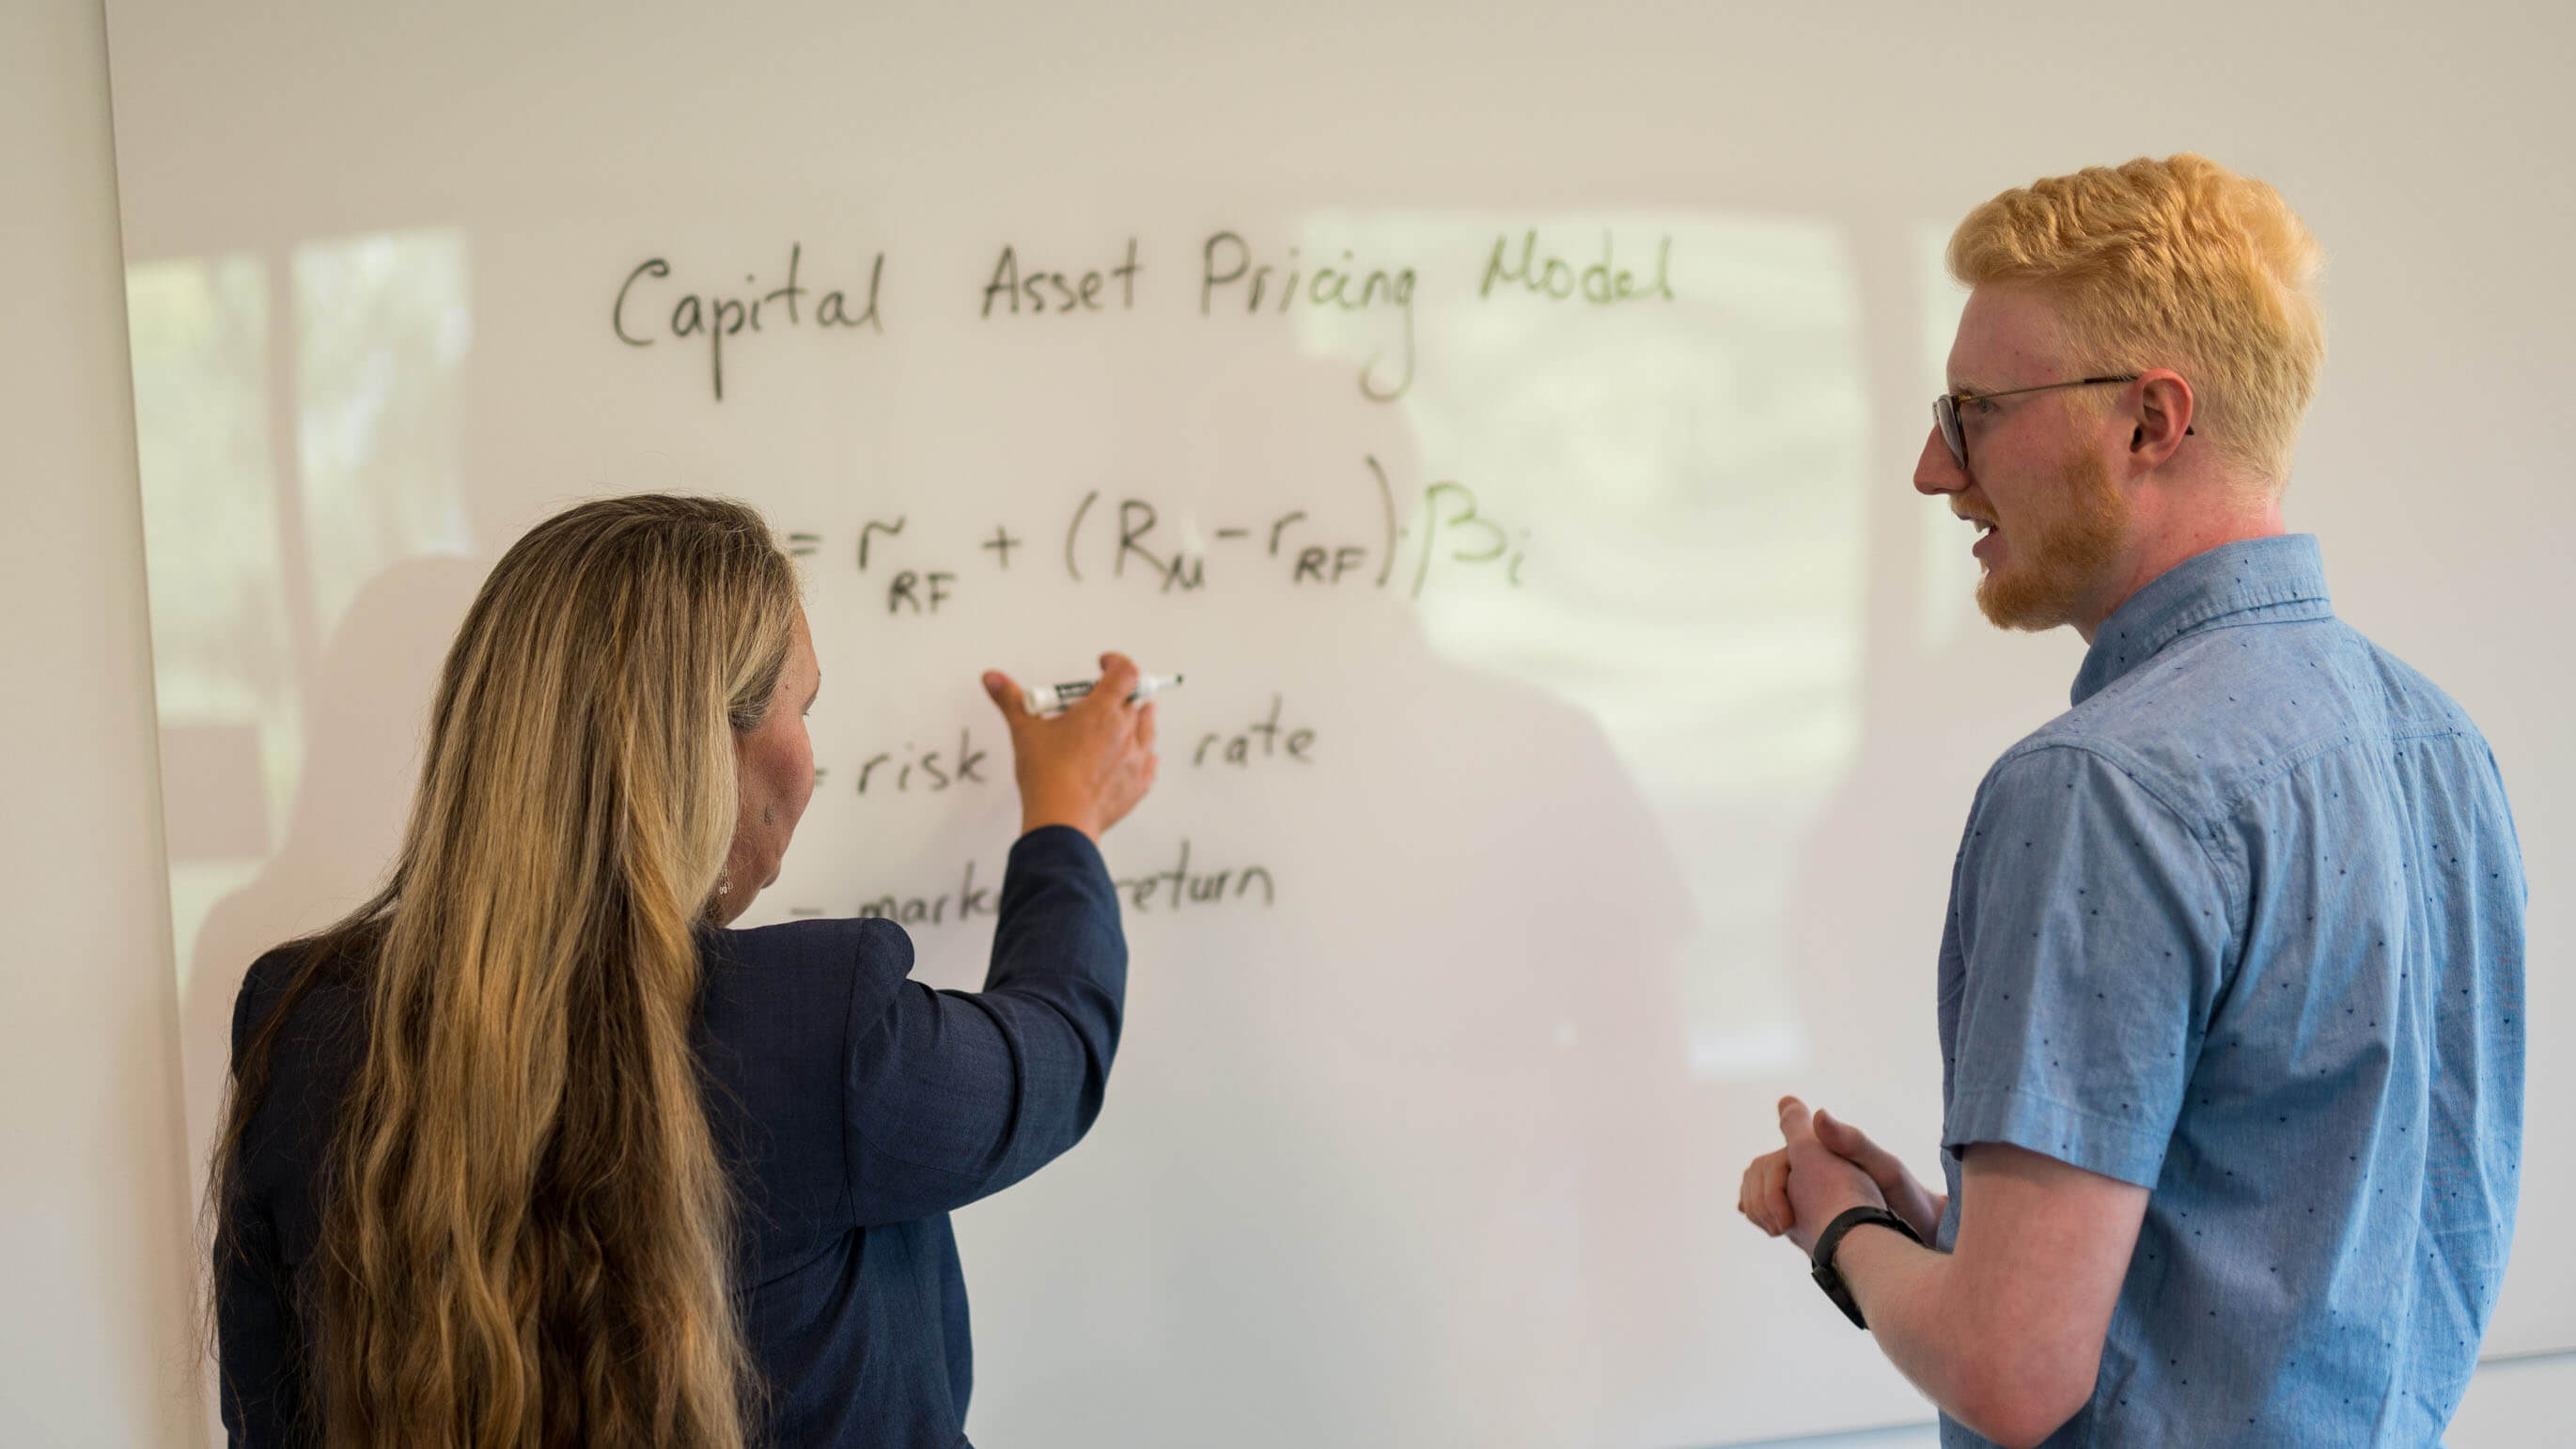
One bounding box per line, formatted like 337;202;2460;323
717;872;732;897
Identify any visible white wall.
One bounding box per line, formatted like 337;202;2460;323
0;1;204;1445
2450;1354;2576;1447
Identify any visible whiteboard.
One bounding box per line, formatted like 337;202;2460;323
104;3;2573;1443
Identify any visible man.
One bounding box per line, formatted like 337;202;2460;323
1740;155;2525;1447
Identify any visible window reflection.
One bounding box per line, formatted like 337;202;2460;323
1290;212;1871;1075
293;231;475;636
127;235;478;1357
126;253;294;982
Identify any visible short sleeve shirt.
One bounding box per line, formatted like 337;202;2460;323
1933;536;2526;1447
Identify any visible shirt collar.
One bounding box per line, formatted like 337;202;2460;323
2070;534;2334;706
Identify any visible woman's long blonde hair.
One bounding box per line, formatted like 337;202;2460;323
213;493;798;1446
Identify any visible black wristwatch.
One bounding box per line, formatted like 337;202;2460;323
1811;1205;1925;1330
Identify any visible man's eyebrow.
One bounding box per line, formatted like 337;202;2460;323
1948;376;2000;397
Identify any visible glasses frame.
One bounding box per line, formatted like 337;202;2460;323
1934;373;2191;470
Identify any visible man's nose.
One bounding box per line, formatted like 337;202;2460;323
1913;424;1968;496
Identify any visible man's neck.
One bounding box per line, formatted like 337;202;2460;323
2076;491;2287;644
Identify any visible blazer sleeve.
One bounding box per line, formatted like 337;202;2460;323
218;1207;306;1446
217;969;312;1447
843;825;1128;1225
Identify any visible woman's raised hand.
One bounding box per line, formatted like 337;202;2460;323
980;652;1160;842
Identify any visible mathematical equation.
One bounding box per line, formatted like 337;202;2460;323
786;458;1529;614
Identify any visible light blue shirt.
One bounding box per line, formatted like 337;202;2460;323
1933;536;2526;1447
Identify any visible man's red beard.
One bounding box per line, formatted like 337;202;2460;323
1976;446;2131;631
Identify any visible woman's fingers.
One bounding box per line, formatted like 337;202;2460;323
1090;652;1141;710
991;649;1161;838
981;670;1031;727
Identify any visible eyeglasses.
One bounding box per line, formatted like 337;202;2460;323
1933;373;2190;470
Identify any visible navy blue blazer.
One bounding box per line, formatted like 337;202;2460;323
218;825;1126;1448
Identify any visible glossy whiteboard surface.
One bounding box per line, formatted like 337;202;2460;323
104;3;2572;1443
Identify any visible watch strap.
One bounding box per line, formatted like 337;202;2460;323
1809;1205;1925;1331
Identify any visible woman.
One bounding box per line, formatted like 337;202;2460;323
211;494;1156;1447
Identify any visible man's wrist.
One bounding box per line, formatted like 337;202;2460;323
1811;1206;1924;1331
1795;1188;1877;1254
1815;1204;1921;1268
